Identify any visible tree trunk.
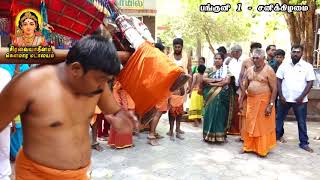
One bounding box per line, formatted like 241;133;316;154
281;0;300;44
203;28;215;55
304;0;316;63
283;12;301;45
196;36;201;59
281;0;316;64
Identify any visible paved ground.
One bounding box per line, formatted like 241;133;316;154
89;116;320;180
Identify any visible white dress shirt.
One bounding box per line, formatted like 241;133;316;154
276;59;316;103
228;56;244;87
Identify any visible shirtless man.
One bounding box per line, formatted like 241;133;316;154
239;42;262;91
239;48;277;157
0;35;137;179
238;42;262;141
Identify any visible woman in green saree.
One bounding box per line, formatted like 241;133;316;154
203;53;236;143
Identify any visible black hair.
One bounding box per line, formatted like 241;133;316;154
266;45;276;52
197;64;206;74
155;42;165;52
19;11;40;31
66;35;120;75
217;46;227;55
250;42;262;50
291;44;304;52
274;49;286;57
173;38;183;46
199;56;205;63
215;52;225;60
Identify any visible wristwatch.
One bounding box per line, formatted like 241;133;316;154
269;102;274;106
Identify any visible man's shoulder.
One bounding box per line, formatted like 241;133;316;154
17;65;56;85
246;66;254;72
299;59;313;69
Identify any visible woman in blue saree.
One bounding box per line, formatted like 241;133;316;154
203;53;236;143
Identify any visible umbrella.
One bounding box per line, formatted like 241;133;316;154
0;0;106;40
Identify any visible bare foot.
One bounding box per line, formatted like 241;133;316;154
176;133;184;140
147;135;160;146
279;137;287;143
91;142;103;152
167;132;175;141
98;137;108;141
176;130;185;134
170;73;191;92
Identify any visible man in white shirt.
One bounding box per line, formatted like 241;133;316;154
0;67;12;180
226;45;243;135
276;44;316;153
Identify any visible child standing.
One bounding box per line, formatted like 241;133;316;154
167;87;185;141
189;64;206;127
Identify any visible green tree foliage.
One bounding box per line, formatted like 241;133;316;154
159;0;251;52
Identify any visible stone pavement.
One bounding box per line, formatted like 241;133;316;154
89;117;320;180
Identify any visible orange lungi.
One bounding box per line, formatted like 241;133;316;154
169;95;184;117
15;149;89;180
107;81;134;149
117;42;183;116
243;93;276;157
156;98;169;112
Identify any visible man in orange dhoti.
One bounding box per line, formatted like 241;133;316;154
107;81;134;149
240;48;277;157
238;42;262;140
0;36;137;179
166;38;191;139
147;43;167;146
114;16;190;123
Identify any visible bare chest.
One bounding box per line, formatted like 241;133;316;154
23;89;98;128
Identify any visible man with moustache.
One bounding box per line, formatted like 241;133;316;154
276;44;315;152
0;35;138;179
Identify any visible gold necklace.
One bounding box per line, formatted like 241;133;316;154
22;35;35;45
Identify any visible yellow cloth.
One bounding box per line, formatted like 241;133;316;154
15;115;21;123
188;90;203;120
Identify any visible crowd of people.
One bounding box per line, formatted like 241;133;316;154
85;38;316;159
188;42;316;157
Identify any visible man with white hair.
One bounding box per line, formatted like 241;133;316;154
239;48;277;157
227;44;244;135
